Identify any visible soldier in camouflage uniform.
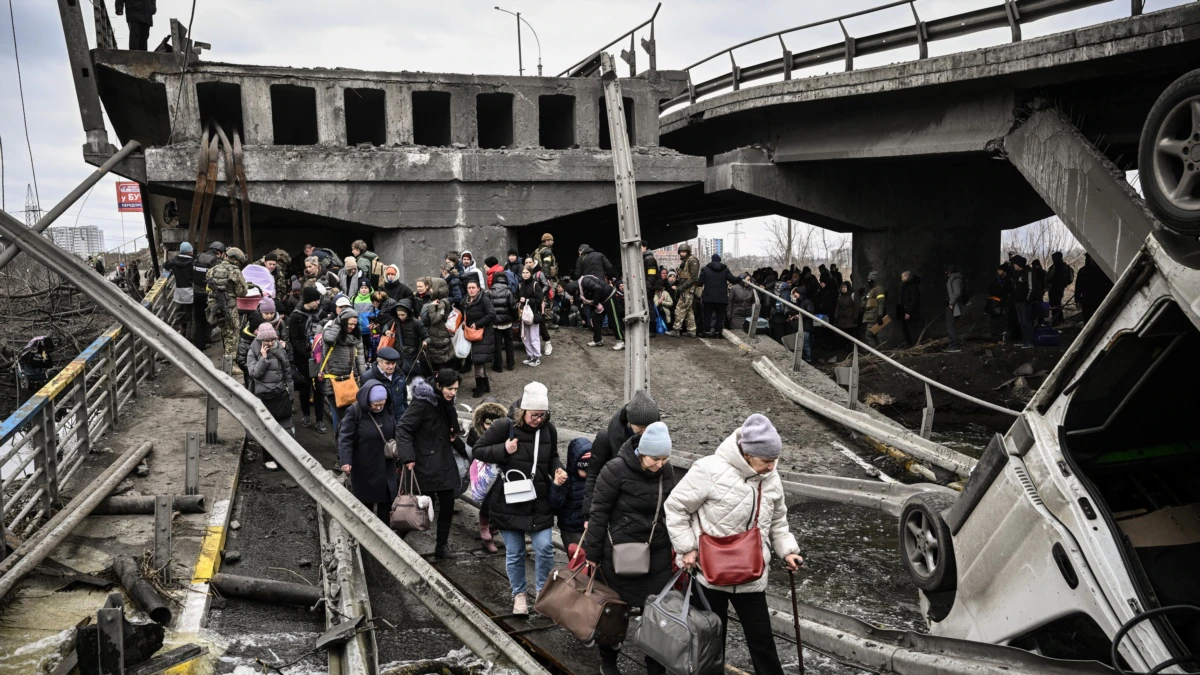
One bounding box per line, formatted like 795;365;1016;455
206;246;248;362
668;243;701;336
859;270;888;348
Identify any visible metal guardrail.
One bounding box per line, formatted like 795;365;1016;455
0;273;176;542
559;2;661;77
660;0;1119;111
742;279;1020;419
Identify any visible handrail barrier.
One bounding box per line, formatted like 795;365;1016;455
742;279;1020;418
1;273;176;541
559;2;661;77
660;0;1122;111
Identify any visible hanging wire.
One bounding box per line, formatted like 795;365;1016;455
167;0;199;144
6;0;38;210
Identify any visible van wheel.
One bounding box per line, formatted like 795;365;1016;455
1139;68;1200;235
899;493;957;593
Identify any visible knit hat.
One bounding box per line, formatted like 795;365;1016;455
625;390;660;427
344;256;358;269
368;385;387;403
521;382;549;412
302;286;321;303
258;297;276;313
264;252;279;262
335;296;353;309
637;422;672;458
739;414;782;459
180;242;193;254
291;278;302;292
576;451;592;472
376;346;401;362
712;254;721;262
542;233;553;243
255;323;277;340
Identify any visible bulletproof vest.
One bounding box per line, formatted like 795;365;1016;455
208;262;234;297
193;252;218;293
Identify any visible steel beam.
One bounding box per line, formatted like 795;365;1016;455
0;213;546;674
1005;108;1160;280
600;52;650;400
56;0;111;153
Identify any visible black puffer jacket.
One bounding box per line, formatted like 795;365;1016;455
584;436;676;607
460;290;496;365
382;299;429;364
488;274;518;327
578;275;615;306
584;406;634;518
898;276;922;321
474;417;563;532
395;378;465;493
337;380;398;505
575;245;614;281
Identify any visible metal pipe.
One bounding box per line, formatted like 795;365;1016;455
0;139;141;270
0;207;548;674
111;555;172;624
210;573;323;607
743;280;1018;417
93;494;206;515
0;441;153;599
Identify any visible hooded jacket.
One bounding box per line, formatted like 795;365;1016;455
337;380;398;505
727;282;755;330
553;437;592;535
584;405;636;518
578;275;615;306
699;260;740;305
835;290;858;330
584;435;677;607
467;401;509;447
382;298;429;364
395;378;466;494
441;263;465;304
381;265;413;302
460;251;485;290
664;429;800;593
473;416;564;532
319;310;369;396
421;278;456;365
575;245;613;281
367;359;408;424
246;337;291;399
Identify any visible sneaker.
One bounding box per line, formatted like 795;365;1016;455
301;415;312;428
544;342;553;356
528;358;541;367
587;340;604;347
264;460;279;471
316;422;328;434
612;341;625;351
513;593;529;616
522;358;533;366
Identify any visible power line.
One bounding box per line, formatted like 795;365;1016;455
7;0;39;211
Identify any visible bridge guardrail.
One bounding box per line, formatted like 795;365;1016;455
660;0;1121;112
0;273;176;541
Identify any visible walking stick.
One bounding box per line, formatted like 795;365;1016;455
788;568;805;675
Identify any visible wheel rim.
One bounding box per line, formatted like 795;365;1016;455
1152;94;1200;212
904;510;940;578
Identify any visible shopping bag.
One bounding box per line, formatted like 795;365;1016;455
468;460;500;504
634;570;725;675
452;326;471;359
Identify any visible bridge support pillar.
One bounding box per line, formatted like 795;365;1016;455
852;225;1000;346
375;226;517;288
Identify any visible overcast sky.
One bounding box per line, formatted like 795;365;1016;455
0;0;1184;254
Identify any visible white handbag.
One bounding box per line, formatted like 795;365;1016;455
503;429;540;504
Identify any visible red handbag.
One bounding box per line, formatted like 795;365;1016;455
698;484;763;587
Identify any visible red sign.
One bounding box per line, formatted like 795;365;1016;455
116;181;142;212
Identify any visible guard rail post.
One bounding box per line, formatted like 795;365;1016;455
792;329;804;372
37;404;61;513
74;374;92;455
849;344;859;410
920;383;935;439
104;340;119;430
748;291;761;339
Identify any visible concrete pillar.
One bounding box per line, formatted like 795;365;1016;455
852;225;1000;344
375;226;516;287
384;83;413;145
318;82;346;146
241;79;274;146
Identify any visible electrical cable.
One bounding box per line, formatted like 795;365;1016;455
1110;604;1200;675
166;0;199;144
6;0;38;210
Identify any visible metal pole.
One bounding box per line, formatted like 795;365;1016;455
210;573;323;606
517;12;524;76
154;494;172;585
0;139;141;270
600;52;649;399
848;343;859;411
184;431;200;495
97;595;125;674
920;382;935;439
0;441;153;598
0;212;549;674
112;556;172;624
139;184;160;279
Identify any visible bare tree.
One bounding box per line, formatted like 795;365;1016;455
763;217;796;270
1002;217;1084;266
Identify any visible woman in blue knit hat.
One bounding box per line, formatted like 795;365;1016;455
584;421;676;675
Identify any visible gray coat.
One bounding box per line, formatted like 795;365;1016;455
946;273;966;318
320;318;369;396
247;339;292;399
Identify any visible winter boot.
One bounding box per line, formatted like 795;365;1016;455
479;515;497;553
599;645;622;675
472;382;484;398
513;592;529;616
483;378;491;393
435;522;453;559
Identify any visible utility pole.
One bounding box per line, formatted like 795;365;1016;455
516;11;524;76
731;221;744;263
600;52;649;399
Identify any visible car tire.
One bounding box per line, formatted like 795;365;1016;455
899;492;958;593
1139;68;1200;235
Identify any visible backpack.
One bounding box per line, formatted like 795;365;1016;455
311;330;326;366
505;269;520;292
370;258;385;285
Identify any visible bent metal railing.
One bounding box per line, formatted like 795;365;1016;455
0;273;176;541
661;0;1134;111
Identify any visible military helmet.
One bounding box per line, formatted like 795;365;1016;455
226;247;246;264
678;243;692;254
209;241;227;253
542;233;554;243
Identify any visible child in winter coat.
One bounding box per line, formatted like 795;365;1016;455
552;438;591;566
468;400;509;553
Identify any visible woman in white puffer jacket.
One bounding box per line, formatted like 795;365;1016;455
664;414;803;675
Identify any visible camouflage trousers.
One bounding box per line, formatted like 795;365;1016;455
673;291;697;333
217;320;238;360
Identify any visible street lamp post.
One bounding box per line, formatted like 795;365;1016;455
495;7;542;76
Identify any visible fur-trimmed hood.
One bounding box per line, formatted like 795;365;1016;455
412;377;437;405
472;400;509;436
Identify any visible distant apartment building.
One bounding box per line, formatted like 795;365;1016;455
653;238;725;273
48;225;105;258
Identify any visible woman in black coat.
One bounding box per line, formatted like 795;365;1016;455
337;379;398;522
473;382;566;615
585;423;675;675
396;368;466;558
460;277;496;398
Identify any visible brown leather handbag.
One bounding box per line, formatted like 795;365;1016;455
389;469;433;533
698;483;764;587
464;325;485;342
533;566;631;646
